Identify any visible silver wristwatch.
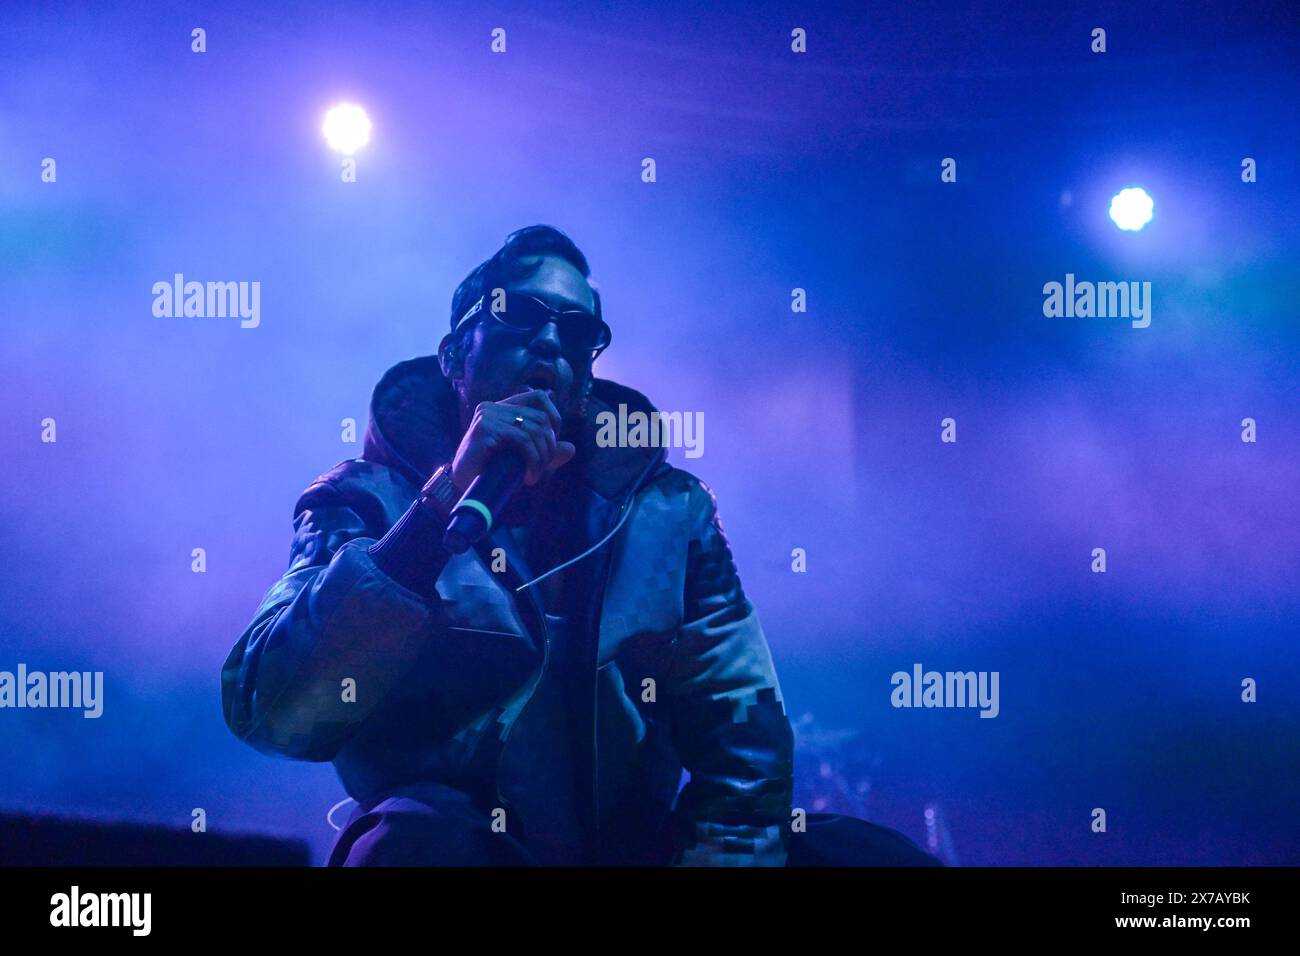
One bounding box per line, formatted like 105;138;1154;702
419;463;462;521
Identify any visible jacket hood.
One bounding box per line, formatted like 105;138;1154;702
362;355;668;503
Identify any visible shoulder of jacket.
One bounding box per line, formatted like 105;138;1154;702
645;465;721;527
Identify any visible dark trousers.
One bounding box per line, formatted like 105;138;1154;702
327;782;941;867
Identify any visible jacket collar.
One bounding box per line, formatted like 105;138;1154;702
362;355;668;504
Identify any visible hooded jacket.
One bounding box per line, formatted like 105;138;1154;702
221;356;793;865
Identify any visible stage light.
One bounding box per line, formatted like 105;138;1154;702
1109;187;1153;231
322;103;372;154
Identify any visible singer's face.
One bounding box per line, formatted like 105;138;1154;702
456;254;596;431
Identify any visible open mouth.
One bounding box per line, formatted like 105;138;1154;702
519;363;558;391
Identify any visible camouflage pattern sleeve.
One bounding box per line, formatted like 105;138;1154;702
665;479;794;866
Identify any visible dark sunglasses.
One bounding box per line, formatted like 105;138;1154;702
454;291;612;359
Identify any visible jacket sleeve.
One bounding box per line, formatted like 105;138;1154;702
220;470;438;762
665;480;794;866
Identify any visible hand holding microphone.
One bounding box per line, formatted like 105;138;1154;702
442;388;576;554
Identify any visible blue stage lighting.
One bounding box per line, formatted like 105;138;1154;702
1109;187;1154;231
322;103;372;155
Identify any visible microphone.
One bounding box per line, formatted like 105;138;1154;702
441;450;527;555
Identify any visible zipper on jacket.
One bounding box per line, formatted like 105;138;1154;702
485;451;667;863
474;531;550;826
584;453;668;862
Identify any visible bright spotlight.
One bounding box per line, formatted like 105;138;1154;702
1109;186;1153;231
322;103;372;155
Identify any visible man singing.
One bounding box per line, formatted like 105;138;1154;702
221;225;794;865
